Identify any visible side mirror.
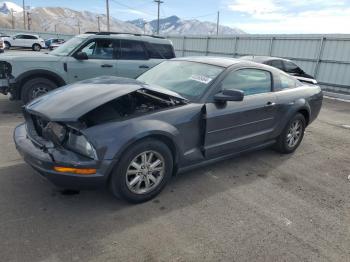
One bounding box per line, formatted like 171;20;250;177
73;51;88;60
214;89;244;102
12;37;16;40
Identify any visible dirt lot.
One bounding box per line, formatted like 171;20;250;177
0;95;349;262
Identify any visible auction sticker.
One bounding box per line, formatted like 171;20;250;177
190;75;212;84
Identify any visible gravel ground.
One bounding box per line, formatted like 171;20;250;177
0;95;349;262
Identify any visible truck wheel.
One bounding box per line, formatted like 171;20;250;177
22;77;57;104
110;139;173;203
274;113;306;154
32;44;41;51
4;42;10;49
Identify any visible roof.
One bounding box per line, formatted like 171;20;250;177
80;32;172;45
173;56;242;67
240;55;292;63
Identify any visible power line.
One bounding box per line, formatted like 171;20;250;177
110;0;154;17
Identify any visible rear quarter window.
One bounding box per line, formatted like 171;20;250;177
146;43;175;59
279;73;298;89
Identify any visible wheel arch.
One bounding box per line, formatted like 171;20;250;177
104;128;182;181
16;70;66;99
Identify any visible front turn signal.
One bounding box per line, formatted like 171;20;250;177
53;166;96;175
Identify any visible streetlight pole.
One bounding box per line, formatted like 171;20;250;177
97;16;101;32
11;9;16;29
22;0;26;30
106;0;110;31
154;0;163;35
216;11;220;35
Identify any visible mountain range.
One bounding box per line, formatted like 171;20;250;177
0;1;245;35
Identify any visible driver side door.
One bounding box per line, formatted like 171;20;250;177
204;68;278;158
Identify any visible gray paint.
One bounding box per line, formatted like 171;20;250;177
14;57;323;189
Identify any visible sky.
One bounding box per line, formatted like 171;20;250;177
8;0;350;33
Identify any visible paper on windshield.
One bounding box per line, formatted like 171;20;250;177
189;74;212;84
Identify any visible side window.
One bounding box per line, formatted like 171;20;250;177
14;35;24;39
221;69;272;96
279;73;297;89
24;35;37;39
80;39;114;60
268;60;284;70
120;40;147;60
146;43;175;59
284;61;300;73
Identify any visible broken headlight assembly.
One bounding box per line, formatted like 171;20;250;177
65;131;97;160
45;122;97;159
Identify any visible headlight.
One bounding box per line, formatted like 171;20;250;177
45;122;67;144
65;131;97;159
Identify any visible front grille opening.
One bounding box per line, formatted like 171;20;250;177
31;115;49;137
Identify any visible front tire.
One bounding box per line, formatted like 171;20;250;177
4;41;10;49
110;139;173;203
275;113;306;154
32;44;41;51
21;77;57;104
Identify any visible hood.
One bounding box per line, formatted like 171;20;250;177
0;52;60;62
25;76;187;122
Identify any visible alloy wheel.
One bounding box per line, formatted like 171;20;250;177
31;86;49;99
126;150;165;194
286;119;302;148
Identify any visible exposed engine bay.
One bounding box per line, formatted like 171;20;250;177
81;89;186;127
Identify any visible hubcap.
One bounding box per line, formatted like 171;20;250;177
286;119;302;148
31;86;49;99
126;151;165;194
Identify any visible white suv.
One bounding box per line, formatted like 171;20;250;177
3;33;46;51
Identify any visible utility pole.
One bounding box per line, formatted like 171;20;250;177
27;11;31;30
97;16;101;32
11;9;16;29
54;24;58;33
216;11;220;35
77;20;81;34
154;0;163;35
143;22;147;34
22;0;26;30
106;0;110;31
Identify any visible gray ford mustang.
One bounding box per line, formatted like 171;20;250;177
14;57;323;203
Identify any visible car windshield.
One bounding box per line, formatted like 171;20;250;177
50;36;87;56
137;61;224;101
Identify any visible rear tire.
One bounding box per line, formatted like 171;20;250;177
32;44;41;51
21;77;57;104
110;139;173;203
275;113;306;154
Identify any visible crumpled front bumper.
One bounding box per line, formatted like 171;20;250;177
14;123;113;190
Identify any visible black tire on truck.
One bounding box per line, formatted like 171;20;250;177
21;77;57;104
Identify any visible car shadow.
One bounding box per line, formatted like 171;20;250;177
0;146;293;260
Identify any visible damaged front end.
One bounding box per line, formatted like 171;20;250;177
81;88;187;127
14;77;188;189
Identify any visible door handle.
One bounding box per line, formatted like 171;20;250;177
101;64;113;68
139;65;149;69
265;101;276;107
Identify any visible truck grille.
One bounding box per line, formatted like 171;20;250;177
0;61;12;79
